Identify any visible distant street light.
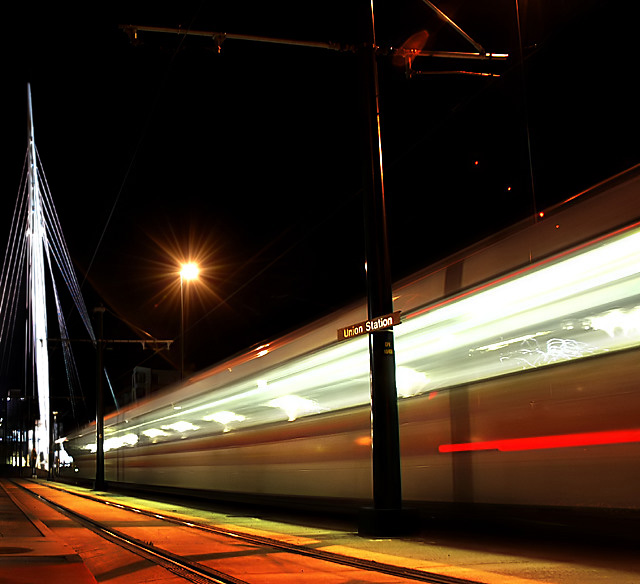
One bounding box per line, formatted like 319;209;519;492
180;262;199;379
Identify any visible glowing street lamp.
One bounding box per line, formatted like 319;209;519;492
180;262;199;282
180;262;199;379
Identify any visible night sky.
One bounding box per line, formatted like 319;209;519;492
3;1;639;428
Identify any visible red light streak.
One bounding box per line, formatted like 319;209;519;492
439;428;640;453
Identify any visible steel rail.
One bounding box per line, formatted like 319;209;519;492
18;480;484;584
14;480;249;584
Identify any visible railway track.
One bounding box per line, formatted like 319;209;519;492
15;479;484;584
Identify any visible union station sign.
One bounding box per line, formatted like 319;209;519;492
337;311;401;341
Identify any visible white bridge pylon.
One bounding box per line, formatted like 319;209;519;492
0;84;97;470
27;83;52;467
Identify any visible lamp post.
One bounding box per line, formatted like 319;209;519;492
179;262;199;380
94;305;105;490
48;410;57;480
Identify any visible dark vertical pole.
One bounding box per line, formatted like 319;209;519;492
94;306;105;490
47;407;53;480
180;277;185;380
358;0;412;536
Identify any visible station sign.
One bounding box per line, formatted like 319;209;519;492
337;311;401;341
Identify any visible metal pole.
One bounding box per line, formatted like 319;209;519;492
94;306;105;490
47;407;53;480
53;411;58;477
357;0;413;536
180;275;185;380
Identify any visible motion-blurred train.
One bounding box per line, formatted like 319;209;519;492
62;166;640;524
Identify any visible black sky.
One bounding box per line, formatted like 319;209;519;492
3;1;640;427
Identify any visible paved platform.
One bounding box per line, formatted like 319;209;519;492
0;479;96;584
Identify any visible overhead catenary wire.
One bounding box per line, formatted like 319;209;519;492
80;17;197;292
0;153;29;339
0;156;30;372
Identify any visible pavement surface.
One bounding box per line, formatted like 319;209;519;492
0;478;96;584
1;477;639;584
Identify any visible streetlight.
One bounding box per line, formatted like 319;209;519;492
180;262;199;379
48;410;58;480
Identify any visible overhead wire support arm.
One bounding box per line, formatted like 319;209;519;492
420;0;486;54
50;338;174;350
390;48;508;61
120;23;506;61
388;1;508;78
411;69;502;78
119;24;351;53
119;24;507;78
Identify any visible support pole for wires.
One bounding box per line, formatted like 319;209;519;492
94;306;105;491
120;6;503;537
356;0;416;537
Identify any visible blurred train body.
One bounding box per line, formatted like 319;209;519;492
63;167;640;521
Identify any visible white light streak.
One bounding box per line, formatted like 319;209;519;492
161;421;200;433
267;395;324;421
202;410;246;429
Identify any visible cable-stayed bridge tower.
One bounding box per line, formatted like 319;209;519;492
26;83;52;466
1;84;97;471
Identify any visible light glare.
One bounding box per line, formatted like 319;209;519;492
180;262;199;281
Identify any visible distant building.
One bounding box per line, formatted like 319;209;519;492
3;389;34;468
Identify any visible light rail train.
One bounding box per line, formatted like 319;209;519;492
62;166;640;523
